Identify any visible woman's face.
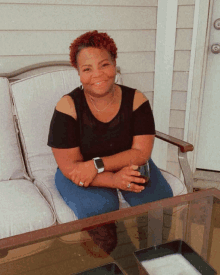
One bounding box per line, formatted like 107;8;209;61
77;47;116;97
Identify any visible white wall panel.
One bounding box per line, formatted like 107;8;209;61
118;52;154;73
0;30;156;55
171;91;187;110
167;144;179;162
174;51;191;71
173;72;189;91
170;110;185;128
178;0;195;4
0;5;156;30
122;73;154;92
0;0;158;6
177;6;195;28
175;29;193;50
169;127;184;140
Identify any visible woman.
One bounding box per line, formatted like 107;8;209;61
48;30;173;220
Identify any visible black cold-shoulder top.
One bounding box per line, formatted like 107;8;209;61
47;84;155;161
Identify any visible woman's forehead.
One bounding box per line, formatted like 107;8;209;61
77;47;112;64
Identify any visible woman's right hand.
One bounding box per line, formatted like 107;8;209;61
112;165;146;193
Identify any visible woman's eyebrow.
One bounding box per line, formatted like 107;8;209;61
81;59;110;68
98;59;109;64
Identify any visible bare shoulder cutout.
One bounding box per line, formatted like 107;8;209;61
133;90;148;111
56;95;77;120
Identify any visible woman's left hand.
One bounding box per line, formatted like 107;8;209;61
69;160;97;187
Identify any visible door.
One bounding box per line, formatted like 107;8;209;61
196;0;220;171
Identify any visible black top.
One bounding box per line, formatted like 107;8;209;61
48;84;155;161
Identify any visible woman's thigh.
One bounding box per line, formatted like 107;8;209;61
55;168;119;219
121;158;173;207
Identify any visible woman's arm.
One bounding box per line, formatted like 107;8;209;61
52;146;145;192
101;134;155;172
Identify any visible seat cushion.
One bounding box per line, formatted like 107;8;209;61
0;179;56;239
160;169;187;196
34;175;77;224
35;168;187;224
0;78;26;181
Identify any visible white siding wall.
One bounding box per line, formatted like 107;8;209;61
0;0;157;108
0;0;197;180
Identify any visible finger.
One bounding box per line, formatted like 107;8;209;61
83;180;90;188
126;183;144;193
130;165;139;171
74;175;81;186
129;169;141;177
128;175;146;185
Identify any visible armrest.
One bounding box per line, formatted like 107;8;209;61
155;130;194;193
155;131;194;153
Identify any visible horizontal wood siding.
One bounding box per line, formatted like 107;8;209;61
0;1;157;106
0;0;158;5
1;0;197;181
167;2;195;178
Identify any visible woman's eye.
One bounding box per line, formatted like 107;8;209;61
102;63;110;67
83;68;90;72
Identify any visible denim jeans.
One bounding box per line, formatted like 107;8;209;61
55;158;173;219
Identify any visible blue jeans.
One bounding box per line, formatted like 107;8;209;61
55;158;173;219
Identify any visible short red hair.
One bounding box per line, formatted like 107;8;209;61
69;30;118;69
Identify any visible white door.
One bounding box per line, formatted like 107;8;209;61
196;0;220;171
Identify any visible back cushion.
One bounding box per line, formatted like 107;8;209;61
10;69;80;180
0;78;26;180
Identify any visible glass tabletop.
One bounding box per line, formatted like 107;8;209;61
0;188;219;275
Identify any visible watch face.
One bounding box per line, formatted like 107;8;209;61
95;158;104;169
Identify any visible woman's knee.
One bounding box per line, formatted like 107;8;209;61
55;169;119;219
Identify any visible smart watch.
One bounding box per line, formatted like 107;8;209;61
93;157;104;173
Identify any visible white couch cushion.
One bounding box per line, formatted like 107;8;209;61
10;69;80;180
0;179;56;239
0;78;26;180
161;170;187;196
34;169;187;224
34;175;77;224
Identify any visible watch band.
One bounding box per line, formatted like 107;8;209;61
93;157;104;173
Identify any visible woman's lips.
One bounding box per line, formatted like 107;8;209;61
92;81;107;87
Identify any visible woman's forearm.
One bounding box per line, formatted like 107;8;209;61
102;135;155;172
89;171;115;188
102;148;152;172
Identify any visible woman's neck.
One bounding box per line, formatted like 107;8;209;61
85;85;117;112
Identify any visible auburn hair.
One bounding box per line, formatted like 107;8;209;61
69;30;118;68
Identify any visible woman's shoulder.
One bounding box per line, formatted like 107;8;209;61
56;95;77;120
133;90;148;111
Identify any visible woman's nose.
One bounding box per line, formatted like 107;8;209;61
92;68;103;77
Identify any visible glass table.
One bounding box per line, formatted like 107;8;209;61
0;188;219;275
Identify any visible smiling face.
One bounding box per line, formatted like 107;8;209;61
77;47;116;97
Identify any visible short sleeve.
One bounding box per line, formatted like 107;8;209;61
47;109;80;148
132;100;155;135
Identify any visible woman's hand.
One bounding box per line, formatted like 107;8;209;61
69;160;97;187
112;165;146;193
